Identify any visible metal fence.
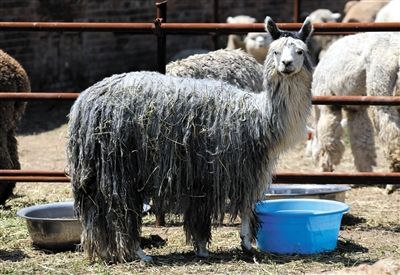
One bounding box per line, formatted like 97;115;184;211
0;0;399;185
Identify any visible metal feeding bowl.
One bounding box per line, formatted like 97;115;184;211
266;184;351;202
17;201;152;251
17;201;82;251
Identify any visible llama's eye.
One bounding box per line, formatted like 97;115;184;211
273;51;279;55
296;50;303;55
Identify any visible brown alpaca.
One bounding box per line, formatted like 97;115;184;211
0;50;31;205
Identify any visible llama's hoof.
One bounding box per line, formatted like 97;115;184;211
240;236;254;253
195;246;210;258
241;243;257;255
385;184;398;194
140;254;153;263
135;247;153;263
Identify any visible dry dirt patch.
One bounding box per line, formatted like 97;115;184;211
0;105;398;274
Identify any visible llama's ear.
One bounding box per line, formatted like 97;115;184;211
264;16;281;40
298;16;314;42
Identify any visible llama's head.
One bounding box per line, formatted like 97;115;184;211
264;17;314;76
244;32;272;63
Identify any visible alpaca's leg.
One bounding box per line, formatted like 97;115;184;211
346;108;377;172
366;62;400;193
183;197;211;257
386;146;400;194
312;105;345;171
0;133;14;205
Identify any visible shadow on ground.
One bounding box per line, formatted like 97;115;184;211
17;101;74;135
142;236;371;267
0;249;29;262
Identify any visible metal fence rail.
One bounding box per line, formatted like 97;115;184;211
1;21;400;34
1;170;399;185
1;93;400;106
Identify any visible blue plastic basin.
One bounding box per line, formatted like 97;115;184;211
255;199;349;254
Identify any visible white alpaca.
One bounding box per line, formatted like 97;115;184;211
307;9;341;64
226;15;256;51
311;32;400;193
226;15;272;63
375;0;400;22
342;0;389;22
67;17;314;263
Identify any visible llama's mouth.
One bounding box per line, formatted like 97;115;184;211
280;68;295;75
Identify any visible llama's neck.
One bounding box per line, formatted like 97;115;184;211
261;68;313;154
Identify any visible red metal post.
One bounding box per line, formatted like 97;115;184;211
212;0;220;50
156;1;167;75
155;1;168;227
293;0;300;22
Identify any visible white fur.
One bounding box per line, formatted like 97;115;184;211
226;15;272;64
375;0;400;22
311;32;400;193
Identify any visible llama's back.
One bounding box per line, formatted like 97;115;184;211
166;49;264;93
312;32;399;97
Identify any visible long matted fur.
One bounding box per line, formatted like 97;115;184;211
67;17;314;263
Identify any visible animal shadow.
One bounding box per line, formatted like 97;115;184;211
341;213;367;227
0;249;29;262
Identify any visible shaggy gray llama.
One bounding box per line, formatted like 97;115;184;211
310;32;400;193
67;17;314;263
0;50;30;205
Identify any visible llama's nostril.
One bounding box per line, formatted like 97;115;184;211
282;60;293;66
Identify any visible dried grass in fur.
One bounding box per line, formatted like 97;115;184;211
68;73;272;262
67;17;314;263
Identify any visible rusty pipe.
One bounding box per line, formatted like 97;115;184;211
0;176;69;182
312;96;400;106
0;170;67;176
274;172;400;185
0;93;399;106
0;22;400;34
0;171;399;184
0;92;78;100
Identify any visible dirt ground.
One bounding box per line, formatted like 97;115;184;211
0;103;399;274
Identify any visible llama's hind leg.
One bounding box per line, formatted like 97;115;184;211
183;198;211;257
346;108;377;172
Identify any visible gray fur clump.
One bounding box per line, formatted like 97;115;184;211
67;17;314;263
0;50;31;205
167;49;264;93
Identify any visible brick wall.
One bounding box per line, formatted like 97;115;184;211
0;0;347;91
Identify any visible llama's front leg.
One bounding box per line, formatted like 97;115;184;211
313;105;345;171
240;213;253;252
